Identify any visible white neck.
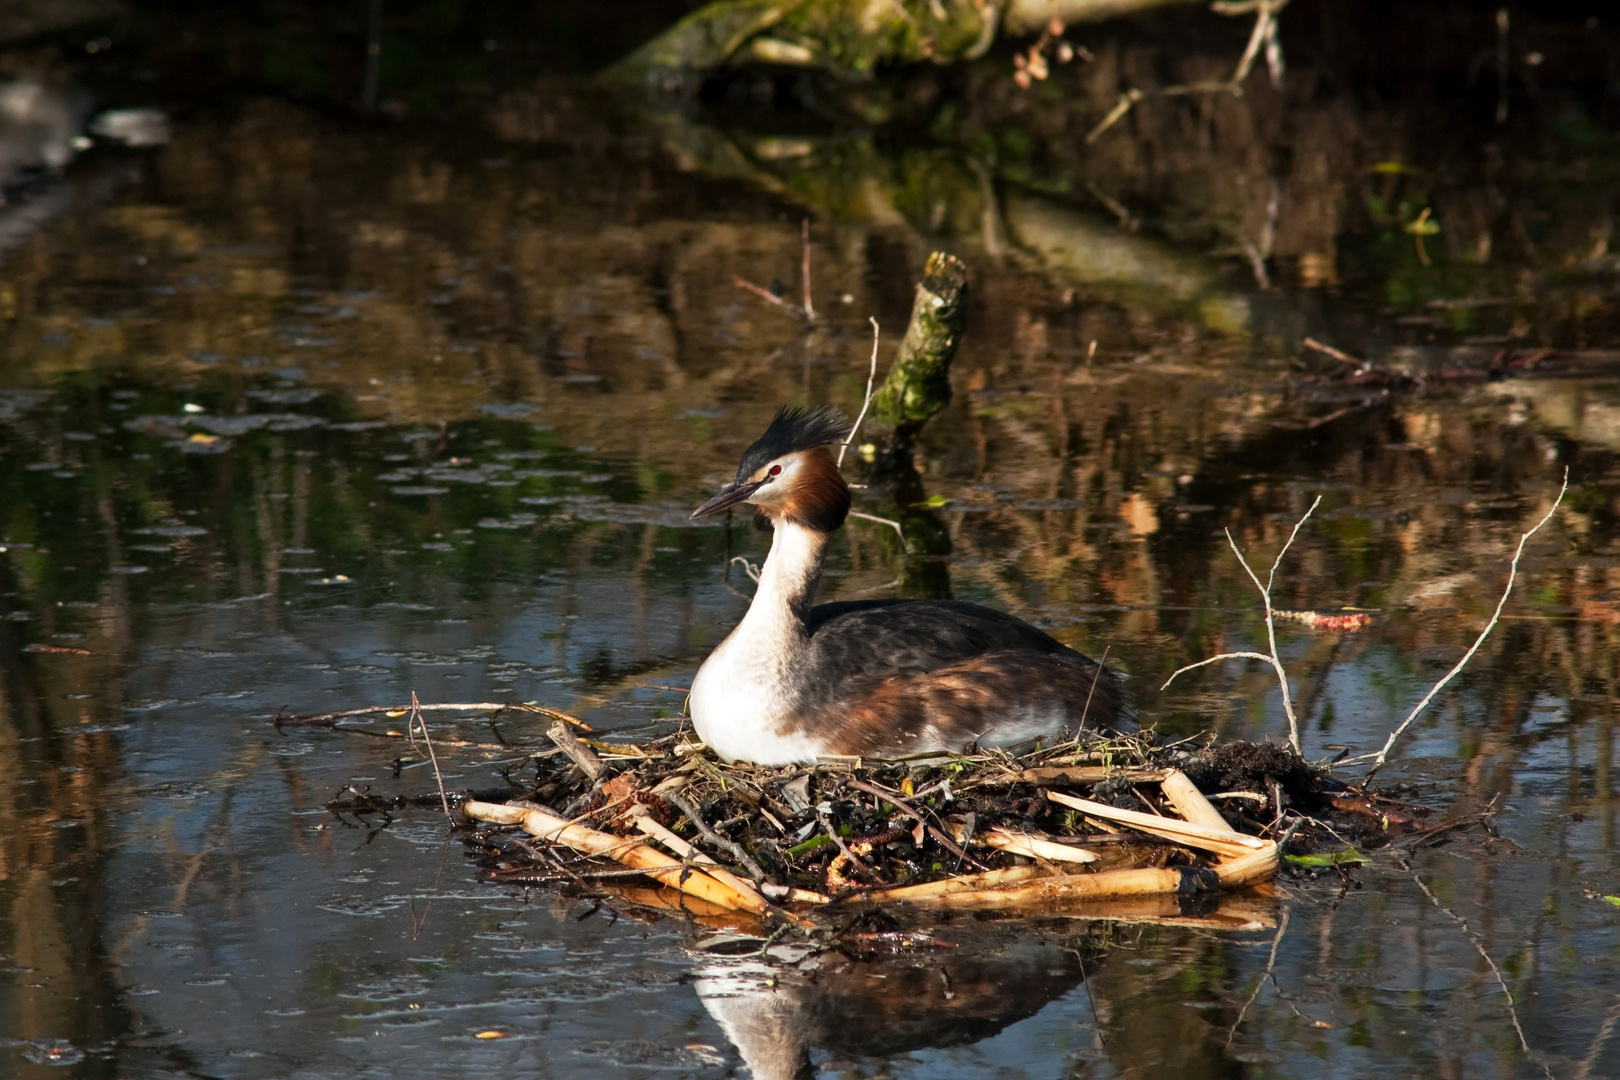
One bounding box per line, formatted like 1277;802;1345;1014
749;519;828;623
688;520;831;764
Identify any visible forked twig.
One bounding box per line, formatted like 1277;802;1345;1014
1363;470;1568;784
1161;495;1322;752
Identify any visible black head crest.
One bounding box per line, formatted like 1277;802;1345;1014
734;405;850;482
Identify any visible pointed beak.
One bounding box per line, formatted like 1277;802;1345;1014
691;478;766;519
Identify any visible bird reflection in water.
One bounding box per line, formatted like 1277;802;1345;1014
693;922;1095;1080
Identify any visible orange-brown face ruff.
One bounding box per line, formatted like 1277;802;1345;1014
692;405;851;531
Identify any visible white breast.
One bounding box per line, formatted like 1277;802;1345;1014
688;520;832;766
689;629;823;765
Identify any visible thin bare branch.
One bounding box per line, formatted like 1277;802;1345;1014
733;275;808;319
410;692;453;822
801;217;817;323
1161;651;1278;689
848;509;909;553
839;317;880;467
1365;470;1568;783
275;701;589;730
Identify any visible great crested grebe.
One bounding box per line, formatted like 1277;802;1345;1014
688;406;1124;765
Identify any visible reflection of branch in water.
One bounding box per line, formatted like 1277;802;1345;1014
1086;0;1290;144
1406;863;1554;1079
1226;905;1288;1047
1574;998;1620;1080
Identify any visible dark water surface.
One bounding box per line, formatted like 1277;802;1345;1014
2;6;1619;1076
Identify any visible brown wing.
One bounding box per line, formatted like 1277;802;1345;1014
801;648;1124;758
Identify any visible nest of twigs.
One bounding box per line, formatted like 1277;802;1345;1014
428;724;1399;926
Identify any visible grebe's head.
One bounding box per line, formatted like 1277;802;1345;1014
692;406;852;532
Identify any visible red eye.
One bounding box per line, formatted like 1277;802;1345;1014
769;465;782;476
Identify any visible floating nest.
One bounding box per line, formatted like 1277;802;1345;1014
378;722;1427;929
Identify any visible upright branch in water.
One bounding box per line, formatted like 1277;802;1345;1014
1361;470;1569;786
1161;496;1322;754
871;251;969;447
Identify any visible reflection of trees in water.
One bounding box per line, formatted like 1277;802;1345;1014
0;41;1611;798
0;500;131;1064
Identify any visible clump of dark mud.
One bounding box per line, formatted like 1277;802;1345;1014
1174;741;1327;809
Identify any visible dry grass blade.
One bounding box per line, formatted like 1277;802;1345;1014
1045;789;1269;858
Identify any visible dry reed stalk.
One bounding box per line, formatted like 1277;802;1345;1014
610;886;756;925
1158;769;1234;832
462;800;765;914
899;866;1220;908
1044;790;1270;859
1210;842;1280;887
629;811;765;905
868;865;1041;901
629;813;820;927
982;828;1099;864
